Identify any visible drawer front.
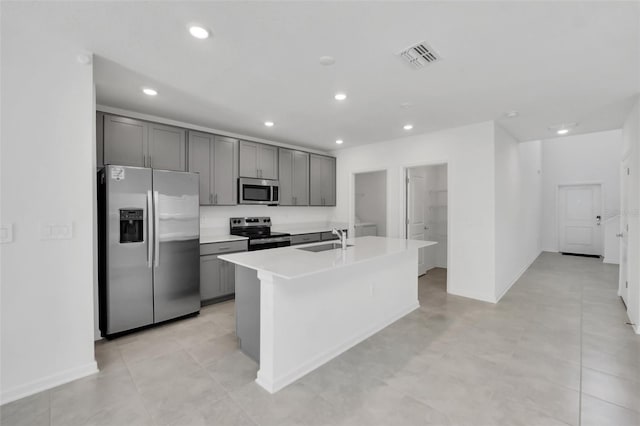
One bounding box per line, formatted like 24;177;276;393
290;233;321;245
200;240;248;255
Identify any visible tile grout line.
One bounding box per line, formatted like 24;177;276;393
578;273;584;426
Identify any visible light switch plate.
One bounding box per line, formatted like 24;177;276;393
0;224;13;243
40;222;73;240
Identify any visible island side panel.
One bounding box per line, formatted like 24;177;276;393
235;265;261;363
256;249;419;393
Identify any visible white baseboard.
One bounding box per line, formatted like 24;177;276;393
495;251;542;303
541;248;559;253
447;287;496;303
603;257;620;265
1;361;98;405
256;301;420;393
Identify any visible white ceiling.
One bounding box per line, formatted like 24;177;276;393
11;1;640;150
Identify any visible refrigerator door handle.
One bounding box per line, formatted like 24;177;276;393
154;190;160;267
147;190;153;268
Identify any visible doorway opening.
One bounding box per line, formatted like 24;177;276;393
353;170;387;237
557;183;603;257
405;164;449;291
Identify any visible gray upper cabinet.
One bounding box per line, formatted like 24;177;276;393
213;136;238;205
102;114;186;171
96;112;104;169
103;115;147;167
279;148;309;206
148;123;186;171
188;131;213;205
188;131;238;205
239;141;278;180
309;154;336;206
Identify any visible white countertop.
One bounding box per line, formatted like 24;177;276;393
219;236;435;280
200;234;248;244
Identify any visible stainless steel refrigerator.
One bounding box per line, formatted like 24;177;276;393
98;165;200;337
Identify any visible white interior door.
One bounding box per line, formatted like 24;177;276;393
620;160;630;305
558;184;603;256
407;168;427;275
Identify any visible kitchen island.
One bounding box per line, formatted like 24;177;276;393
219;236;435;393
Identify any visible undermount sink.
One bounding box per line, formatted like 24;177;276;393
297;243;353;252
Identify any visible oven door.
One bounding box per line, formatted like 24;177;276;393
239;178;279;205
249;237;291;251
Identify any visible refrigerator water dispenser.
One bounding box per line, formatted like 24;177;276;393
119;209;144;243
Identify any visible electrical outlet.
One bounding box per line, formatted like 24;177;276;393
0;224;13;243
40;222;73;240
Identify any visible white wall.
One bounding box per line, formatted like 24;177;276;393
494;125;542;300
1;4;97;403
622;98;640;334
354;171;387;236
540;129;622;259
333;121;497;302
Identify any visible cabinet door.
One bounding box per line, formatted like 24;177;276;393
200;255;223;301
322;156;336;206
103;115;147;167
239;141;259;178
148;123;186;171
188;131;213;205
213;136;238;205
278;148;294;205
292;151;309;205
258;144;278;180
96;112;104;169
221;261;236;295
309;154;324;206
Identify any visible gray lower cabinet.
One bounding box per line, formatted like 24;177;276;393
239;141;278;179
102;114;186;171
188;131;238;205
199;240;247;304
309;154;336;206
279;148;309;205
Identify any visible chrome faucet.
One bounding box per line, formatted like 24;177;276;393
332;228;348;250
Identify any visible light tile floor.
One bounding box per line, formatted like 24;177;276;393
2;252;639;425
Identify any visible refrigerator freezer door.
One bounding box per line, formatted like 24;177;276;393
152;169;200;322
106;165;154;334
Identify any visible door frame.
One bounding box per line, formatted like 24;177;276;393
619;155;631;301
402;161;451;280
555;181;605;255
349;168;388;239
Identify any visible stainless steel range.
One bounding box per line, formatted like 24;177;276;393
230;217;291;251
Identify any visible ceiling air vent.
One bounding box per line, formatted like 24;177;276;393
398;41;442;69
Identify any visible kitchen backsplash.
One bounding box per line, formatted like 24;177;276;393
200;205;337;234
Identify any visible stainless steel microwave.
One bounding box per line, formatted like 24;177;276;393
238;178;280;205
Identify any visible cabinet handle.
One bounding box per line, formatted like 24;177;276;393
143;155;147;167
148;155;152;167
294;196;296;205
209;193;213;204
214;193;218;204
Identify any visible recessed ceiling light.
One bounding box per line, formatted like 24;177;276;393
505;111;519;118
189;26;210;39
334;93;347;101
400;102;413;109
142;88;158;96
549;122;577;135
335;139;344;145
319;56;335;66
264;121;274;127
403;124;413;130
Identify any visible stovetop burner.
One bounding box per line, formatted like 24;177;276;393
229;217;291;251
